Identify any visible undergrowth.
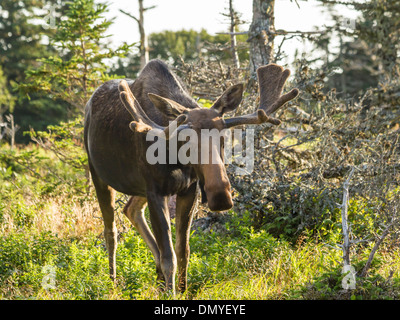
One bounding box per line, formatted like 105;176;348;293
0;145;399;300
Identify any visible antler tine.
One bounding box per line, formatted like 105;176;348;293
119;80;190;139
257;64;299;115
223;64;299;129
119;80;163;130
223;109;281;128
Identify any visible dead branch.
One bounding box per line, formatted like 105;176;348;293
341;167;355;267
360;214;399;277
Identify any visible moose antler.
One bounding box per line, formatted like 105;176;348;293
223;64;299;128
119;80;187;138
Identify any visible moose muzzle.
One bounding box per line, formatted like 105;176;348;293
207;189;233;212
203;170;233;212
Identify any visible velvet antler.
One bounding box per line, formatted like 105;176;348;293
223;64;299;128
119;79;187;138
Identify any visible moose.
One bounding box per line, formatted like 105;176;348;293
84;59;298;294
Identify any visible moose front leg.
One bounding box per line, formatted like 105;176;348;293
146;191;177;294
175;183;198;293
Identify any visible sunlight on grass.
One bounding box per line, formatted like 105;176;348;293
1;146;400;300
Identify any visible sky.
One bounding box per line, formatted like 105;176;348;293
104;0;360;65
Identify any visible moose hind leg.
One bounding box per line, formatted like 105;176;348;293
123;196;164;283
90;167;118;282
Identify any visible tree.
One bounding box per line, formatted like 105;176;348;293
15;0;132;190
220;0;243;68
248;0;324;82
19;0;132;115
0;0;68;142
316;0;399;78
313;0;399;102
0;0;56;84
356;0;399;77
120;0;156;70
248;0;275;80
111;29;249;78
0;66;15;115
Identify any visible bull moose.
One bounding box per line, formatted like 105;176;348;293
84;59;298;294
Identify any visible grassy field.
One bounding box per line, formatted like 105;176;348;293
0;145;399;300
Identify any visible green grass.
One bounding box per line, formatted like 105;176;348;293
0;144;399;300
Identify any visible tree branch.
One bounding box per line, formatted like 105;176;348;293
360;215;398;277
119;9;139;23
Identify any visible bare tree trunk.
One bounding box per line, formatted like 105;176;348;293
5;114;17;150
138;0;149;69
120;0;155;70
339;35;347;95
229;0;240;68
9;114;14;150
341;167;354;267
249;0;275;81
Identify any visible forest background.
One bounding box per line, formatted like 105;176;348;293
0;0;399;300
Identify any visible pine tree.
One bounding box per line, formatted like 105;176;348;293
19;0;132;115
0;0;54;84
0;0;67;142
0;66;15;115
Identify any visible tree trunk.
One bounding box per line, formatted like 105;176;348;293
138;0;149;69
249;0;275;81
229;0;240;68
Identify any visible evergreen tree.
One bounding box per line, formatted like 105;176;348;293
0;0;68;142
0;0;55;83
0;66;15;115
112;29;248;78
19;0;132;115
316;0;400;80
355;0;400;77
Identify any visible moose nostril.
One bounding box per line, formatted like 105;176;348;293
208;191;233;212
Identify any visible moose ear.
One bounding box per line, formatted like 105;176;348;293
210;83;244;116
148;93;190;118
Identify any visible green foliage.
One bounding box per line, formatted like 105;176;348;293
0;0;55;84
0;0;68;142
149;29;248;64
0;66;15;113
27;116;87;171
187;211;279;293
356;0;400;75
112;29;249;78
0;143;86;199
18;0;132;115
296;257;400;300
0;147;399;300
315;0;400;98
